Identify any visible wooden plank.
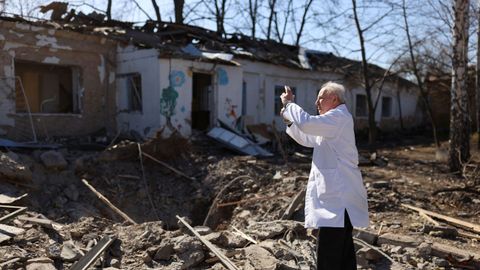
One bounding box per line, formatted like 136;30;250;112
231;226;257;244
70;236;115;270
0;205;27;223
17;216;63;230
177;215;240;270
401;204;480;234
82;179;137;225
141;151;195;181
0;193;28;204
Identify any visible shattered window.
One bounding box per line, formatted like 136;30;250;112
355;94;367;117
126;74;142;112
14;61;80;114
274;85;295;115
381;96;392;118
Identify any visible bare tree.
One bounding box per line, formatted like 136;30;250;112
248;0;260;38
266;0;277;40
174;0;185;23
214;0;228;35
401;0;440;147
352;0;376;145
107;0;112;20
274;0;293;43
477;0;480;149
449;0;470;172
151;0;162;22
295;0;314;46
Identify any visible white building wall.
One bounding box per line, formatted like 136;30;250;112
239;60;342;129
157;59;243;137
116;47;161;138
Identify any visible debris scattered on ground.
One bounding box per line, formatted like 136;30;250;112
0;134;479;269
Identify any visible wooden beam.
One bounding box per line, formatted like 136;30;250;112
82;179;137;225
231;226;257;244
0;205;27;223
177;215;240;270
401;204;480;234
17;216;63;230
141;151;195;181
70;236;115;270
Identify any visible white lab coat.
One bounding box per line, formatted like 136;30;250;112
283;103;369;228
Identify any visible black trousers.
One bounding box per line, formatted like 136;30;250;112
316;210;356;270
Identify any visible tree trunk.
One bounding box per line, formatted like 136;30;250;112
174;0;184;24
352;0;376;146
476;0;480;149
106;0;112;20
449;0;470;172
295;0;314;46
151;0;161;22
402;0;440;147
266;0;276;40
275;0;292;43
248;0;259;38
214;0;227;36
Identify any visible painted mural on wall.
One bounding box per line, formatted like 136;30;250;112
217;68;229;85
160;70;184;134
224;98;239;127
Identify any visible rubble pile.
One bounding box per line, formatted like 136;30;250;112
0;136;480;269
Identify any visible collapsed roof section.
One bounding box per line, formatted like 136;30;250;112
1;1;413;85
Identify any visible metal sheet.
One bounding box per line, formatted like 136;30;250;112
207;127;272;157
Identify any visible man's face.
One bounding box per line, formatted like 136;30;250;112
315;89;338;115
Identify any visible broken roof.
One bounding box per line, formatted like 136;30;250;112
1;2;415;86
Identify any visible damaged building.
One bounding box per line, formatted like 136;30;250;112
0;17;117;142
0;6;422;142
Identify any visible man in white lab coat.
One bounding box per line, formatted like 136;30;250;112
280;82;369;270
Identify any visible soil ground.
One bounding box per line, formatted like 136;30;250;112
1;131;480;269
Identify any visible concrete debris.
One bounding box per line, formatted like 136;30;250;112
0;136;479;269
40;150;68;170
0;152;32;183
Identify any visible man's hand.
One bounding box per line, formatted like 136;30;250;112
280;85;295;106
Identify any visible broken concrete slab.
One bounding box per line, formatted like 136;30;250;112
0;152;32;182
26;257;56;270
0;224;25;243
353;228;378;245
377;233;421;248
0;193;28;204
154;242;174;261
243;245;278;270
40;150;68;170
61;241;82;262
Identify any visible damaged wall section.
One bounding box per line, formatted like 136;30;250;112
238;59;421;131
116;49;243;139
0;20;117;141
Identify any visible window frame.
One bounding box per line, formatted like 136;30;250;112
14;60;81;115
355;93;368;118
381;96;393;118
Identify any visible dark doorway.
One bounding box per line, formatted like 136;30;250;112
192;73;212;130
